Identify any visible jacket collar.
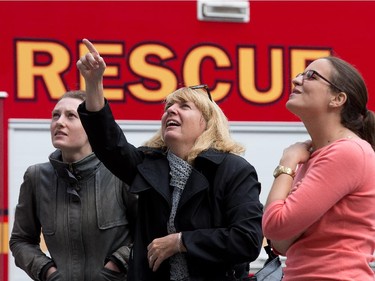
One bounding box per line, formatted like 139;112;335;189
135;149;228;205
195;149;227;165
49;150;101;183
139;147;228;165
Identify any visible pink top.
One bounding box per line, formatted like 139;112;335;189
263;138;375;281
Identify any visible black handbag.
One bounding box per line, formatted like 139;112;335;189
249;240;283;281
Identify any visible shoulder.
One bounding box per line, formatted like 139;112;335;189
198;149;255;171
24;162;53;176
322;138;373;162
311;138;375;178
138;146;166;158
20;162;54;192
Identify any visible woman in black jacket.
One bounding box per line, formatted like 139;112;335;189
77;38;263;281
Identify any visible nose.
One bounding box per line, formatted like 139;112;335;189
166;103;178;115
292;74;303;86
55;116;66;127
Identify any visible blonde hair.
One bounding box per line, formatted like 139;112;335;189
144;87;245;163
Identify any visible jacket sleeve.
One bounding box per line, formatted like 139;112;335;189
108;245;132;273
122;182;138;239
182;155;263;265
9;165;53;281
78;100;144;185
106;182;137;273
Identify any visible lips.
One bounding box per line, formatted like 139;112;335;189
291;88;302;95
55;130;67;136
166;120;180;127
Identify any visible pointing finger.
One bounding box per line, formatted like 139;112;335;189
82;38;99;55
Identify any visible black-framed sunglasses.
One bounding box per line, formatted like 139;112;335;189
189;84;213;102
296;70;343;92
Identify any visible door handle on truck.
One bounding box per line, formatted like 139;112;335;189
197;0;250;23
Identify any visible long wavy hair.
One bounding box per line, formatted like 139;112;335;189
144;87;245;164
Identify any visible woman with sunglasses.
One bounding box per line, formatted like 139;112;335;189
263;57;375;280
76;39;263;281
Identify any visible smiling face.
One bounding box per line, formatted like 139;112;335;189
50;97;92;162
287;58;338;118
161;97;207;159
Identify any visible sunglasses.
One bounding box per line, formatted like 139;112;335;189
189;84;213;102
296;70;343;92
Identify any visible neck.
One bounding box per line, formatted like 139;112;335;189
169;150;188;161
168;144;192;161
62;147;93;163
305;122;355;151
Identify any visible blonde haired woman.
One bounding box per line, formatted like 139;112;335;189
77;39;263;281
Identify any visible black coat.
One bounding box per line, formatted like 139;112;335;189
78;102;263;281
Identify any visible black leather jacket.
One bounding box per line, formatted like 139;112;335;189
10;150;137;281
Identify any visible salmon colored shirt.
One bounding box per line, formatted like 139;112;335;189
263;138;375;281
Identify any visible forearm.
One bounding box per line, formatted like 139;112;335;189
10;168;52;280
264;174;294;209
265;142;309;209
271;235;300;256
78;102;142;183
109;245;132;272
85;78;105;112
10;239;52;280
182;222;262;264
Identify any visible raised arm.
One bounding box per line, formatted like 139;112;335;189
76;38;106;111
263;140;312;254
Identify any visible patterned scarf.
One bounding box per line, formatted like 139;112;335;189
167;151;192;281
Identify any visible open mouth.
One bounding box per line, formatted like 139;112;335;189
166;120;180;127
55;131;67;136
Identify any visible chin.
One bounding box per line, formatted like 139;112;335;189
285;99;296;110
163;135;179;146
52;141;65;150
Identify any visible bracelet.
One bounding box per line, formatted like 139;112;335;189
273;165;295;179
177;232;182;253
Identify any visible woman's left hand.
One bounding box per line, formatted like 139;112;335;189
104;260;121;272
147;233;180;272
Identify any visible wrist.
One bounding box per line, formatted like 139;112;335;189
176;232;186;253
105;255;127;273
40;261;56;281
177;232;182;253
273;165;295;179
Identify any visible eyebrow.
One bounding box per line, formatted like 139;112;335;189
52;108;78;115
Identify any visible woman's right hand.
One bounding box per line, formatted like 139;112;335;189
76;38;106;111
279;140;312;169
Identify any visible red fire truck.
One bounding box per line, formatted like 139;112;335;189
1;1;375;280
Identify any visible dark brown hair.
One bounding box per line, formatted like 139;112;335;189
326;56;375;151
59;90;86;102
